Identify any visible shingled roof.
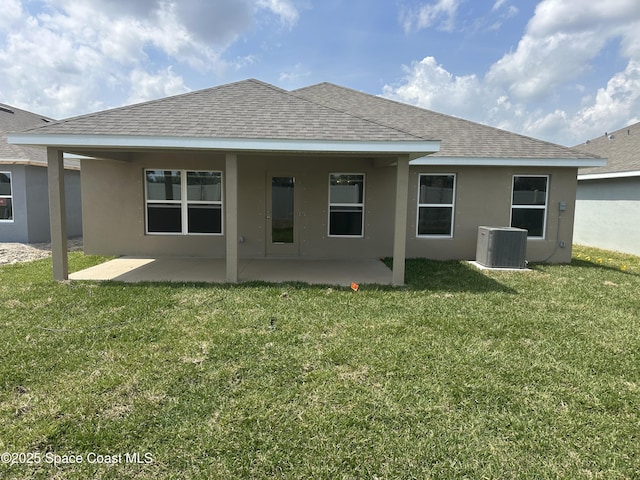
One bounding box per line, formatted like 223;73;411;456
0;103;53;164
10;79;603;166
293;82;598;160
19;79;427;143
573;121;640;176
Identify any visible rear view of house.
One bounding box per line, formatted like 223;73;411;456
9;79;603;284
1;103;82;243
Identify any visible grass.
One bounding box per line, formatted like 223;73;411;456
0;245;639;479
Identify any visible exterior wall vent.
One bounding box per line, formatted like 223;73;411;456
475;226;528;269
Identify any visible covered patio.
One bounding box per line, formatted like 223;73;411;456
69;256;394;286
9;80;442;286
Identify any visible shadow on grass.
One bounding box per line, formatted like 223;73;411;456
400;258;517;293
85;258;516;294
568;259;639;277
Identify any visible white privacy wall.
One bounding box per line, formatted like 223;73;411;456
574;177;640;256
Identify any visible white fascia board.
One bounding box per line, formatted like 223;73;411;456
7;133;440;157
578;170;640;181
410;156;607;168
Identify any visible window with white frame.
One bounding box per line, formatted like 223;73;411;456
0;172;12;222
328;173;364;236
145;170;222;234
417;174;455;237
511;175;548;238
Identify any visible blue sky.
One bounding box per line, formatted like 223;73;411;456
1;0;640;146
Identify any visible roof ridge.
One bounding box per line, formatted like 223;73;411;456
296;82;599;158
0;102;55;122
288;83;435;141
578;120;640;146
22;78;272;134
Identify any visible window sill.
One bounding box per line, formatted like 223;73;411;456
416;235;454;239
145;232;224;236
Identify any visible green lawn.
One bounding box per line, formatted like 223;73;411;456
1;246;639;479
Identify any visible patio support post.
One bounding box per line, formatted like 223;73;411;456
392;155;410;286
225;152;239;283
47;147;68;281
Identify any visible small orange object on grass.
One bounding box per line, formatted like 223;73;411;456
350;282;359;292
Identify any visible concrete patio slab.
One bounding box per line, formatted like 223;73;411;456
467;261;532;272
69;257;393;286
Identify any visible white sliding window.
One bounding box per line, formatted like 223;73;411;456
145;169;222;235
511;175;548;238
417;174;455;237
328;173;364;237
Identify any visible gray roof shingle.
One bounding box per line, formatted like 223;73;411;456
573;121;640;174
1;103;54;164
22;79;428;143
14;79;601;161
293;82;598;160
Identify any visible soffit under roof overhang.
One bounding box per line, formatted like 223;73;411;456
410;155;607;168
7;133;441;161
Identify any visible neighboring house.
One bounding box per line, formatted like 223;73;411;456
573;122;640;256
1;103;82;243
9;79;603;283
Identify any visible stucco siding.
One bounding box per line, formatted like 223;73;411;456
63;169;83;239
82;152;226;256
406;166;577;263
81;153;577;263
0;165;82;243
24;166;52;242
81;153;395;258
574;177;640;256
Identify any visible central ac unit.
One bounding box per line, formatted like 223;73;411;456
476;226;527;269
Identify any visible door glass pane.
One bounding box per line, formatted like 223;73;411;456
272;177;294;243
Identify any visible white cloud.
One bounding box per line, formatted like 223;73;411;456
492;0;508;11
569;60;640;138
487;0;640;101
401;0;461;33
0;0;23;31
279;63;311;84
257;0;299;27
386;0;640;146
0;0;301;118
127;67;190;105
486;2;518;32
382;57;489;117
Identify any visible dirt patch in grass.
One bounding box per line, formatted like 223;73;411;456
0;237;83;265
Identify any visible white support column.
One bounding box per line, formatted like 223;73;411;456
392;155;410;286
225;153;239;283
47;148;68;281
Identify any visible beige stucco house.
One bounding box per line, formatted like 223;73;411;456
9;79;603;284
